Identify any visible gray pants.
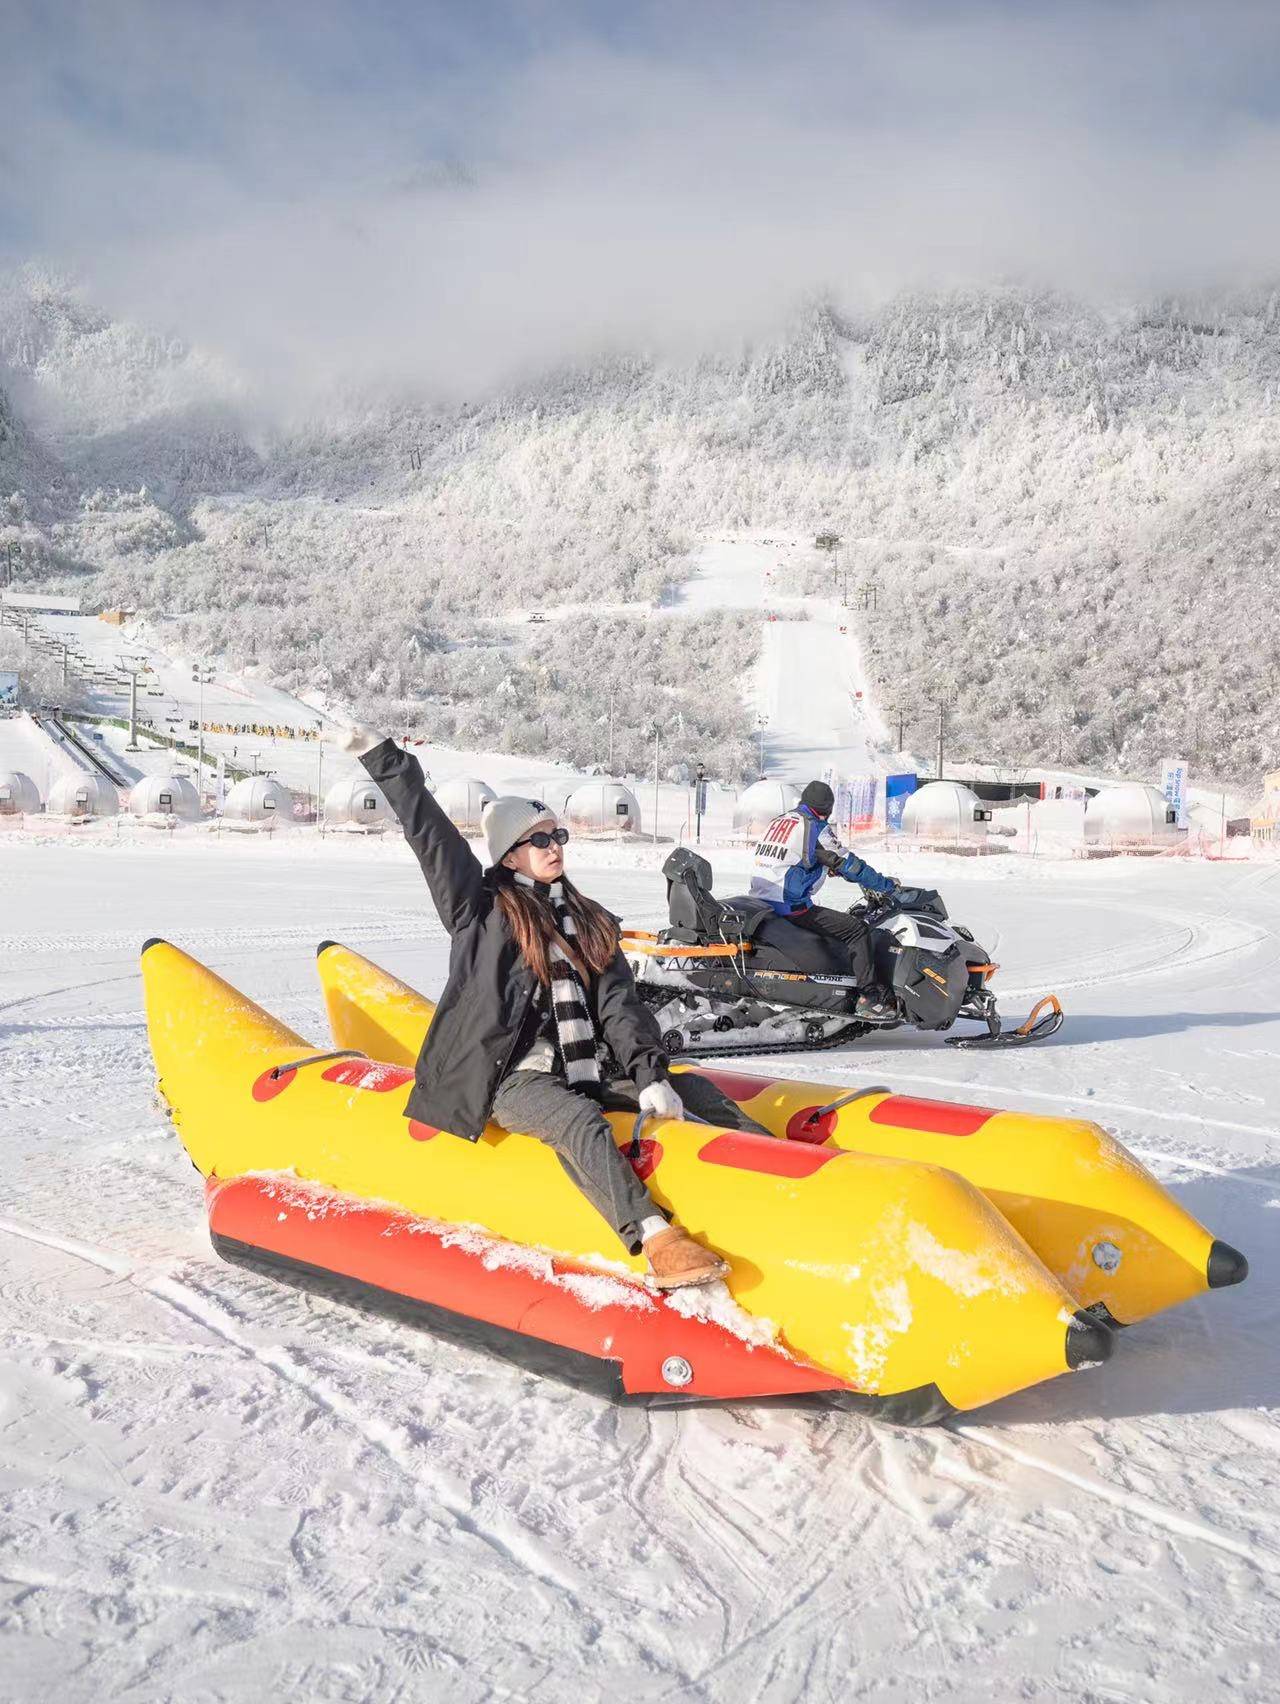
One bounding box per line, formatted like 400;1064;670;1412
490;1070;772;1254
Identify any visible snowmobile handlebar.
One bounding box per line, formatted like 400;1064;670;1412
855;885;947;922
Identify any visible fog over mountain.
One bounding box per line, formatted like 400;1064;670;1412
1;266;1276;782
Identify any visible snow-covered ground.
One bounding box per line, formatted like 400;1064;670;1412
2;832;1276;1700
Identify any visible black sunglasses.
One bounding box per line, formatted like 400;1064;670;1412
513;827;569;850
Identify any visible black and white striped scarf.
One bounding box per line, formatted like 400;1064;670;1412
513;873;601;1090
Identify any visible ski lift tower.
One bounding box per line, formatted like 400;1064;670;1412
117;652;155;750
192;663;216;797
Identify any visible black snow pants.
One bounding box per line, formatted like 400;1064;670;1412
490;1069;771;1255
787;905;875;989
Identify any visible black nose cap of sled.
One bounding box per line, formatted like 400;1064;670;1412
1065;1309;1115;1370
1206;1240;1249;1289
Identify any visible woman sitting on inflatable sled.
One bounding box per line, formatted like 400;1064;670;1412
330;725;771;1289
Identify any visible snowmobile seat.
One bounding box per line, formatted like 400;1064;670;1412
662;849;775;947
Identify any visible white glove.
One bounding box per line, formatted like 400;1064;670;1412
319;721;385;756
639;1080;685;1122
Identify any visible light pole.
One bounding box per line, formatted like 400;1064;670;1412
755;713;768;776
650;723;662;845
315;720;324;825
607;686;617;775
888;706;907;752
935;704;946;781
694;760;706;844
192;664;215;801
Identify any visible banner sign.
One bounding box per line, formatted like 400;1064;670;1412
885;773;918;832
1159;757;1189;828
0;671;17;708
846;775;877;832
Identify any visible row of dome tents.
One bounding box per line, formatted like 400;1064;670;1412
729;777;1001;846
424;777;647;837
0;768;293;825
0;758;1200;855
731;777;1192;853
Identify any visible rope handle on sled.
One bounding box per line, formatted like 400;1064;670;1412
267;1049;368;1080
802;1085;892;1128
628;1101;713;1158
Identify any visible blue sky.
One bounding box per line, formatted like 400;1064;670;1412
4;0;1279;393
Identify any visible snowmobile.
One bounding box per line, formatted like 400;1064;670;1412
624;849;1063;1059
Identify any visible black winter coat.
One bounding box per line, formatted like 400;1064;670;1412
362;739;669;1139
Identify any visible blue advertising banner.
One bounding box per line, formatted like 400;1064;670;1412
885;773;918;832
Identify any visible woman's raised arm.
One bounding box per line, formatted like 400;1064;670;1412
332;731;486;935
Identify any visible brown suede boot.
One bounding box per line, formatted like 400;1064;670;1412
643;1227;730;1290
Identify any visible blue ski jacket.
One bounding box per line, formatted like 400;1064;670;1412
749;802;897;916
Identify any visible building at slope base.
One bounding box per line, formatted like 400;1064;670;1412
435;775;496;834
323;775;394;831
563;781;642;836
899;781;994;851
128;774;202;822
221;775;295;828
0;770;41;815
1083;783;1184;852
46;772;120;820
733;779;801;839
1249;770;1279;846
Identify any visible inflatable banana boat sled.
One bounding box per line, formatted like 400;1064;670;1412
143;939;1115;1424
315;941;1248;1331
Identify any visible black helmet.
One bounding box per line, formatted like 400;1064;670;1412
800;781;834;818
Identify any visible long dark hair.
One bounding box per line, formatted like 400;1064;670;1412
493;871;619;986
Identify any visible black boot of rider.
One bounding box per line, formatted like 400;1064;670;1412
854;985;896;1021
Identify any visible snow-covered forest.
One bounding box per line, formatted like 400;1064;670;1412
2;267;1278;782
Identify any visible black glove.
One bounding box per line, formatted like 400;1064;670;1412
898;886;943;913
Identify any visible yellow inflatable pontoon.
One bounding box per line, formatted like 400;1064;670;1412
314;940;1248;1330
143;938;1115;1423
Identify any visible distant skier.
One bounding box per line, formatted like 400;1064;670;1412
324;723;771;1289
748;780;897;1019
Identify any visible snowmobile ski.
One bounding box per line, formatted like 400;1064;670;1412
945;994;1064;1049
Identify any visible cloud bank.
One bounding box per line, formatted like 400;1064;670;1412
4;0;1280;402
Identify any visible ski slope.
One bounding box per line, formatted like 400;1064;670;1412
1;832;1277;1701
675;534;888;781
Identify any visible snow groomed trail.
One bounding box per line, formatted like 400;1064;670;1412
674;534;887;782
1;834;1277;1700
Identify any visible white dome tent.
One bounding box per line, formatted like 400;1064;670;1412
323;774;393;832
221;775;294;829
564;780;642;837
128;773;201;822
47;772;120;821
0;770;41;816
1084;783;1184;852
900;781;994;850
733;779;801;839
435;775;496;834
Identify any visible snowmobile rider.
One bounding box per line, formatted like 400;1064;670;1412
325;724;771;1290
748;780;897;1020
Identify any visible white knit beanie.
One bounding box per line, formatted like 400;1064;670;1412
482;796;559;867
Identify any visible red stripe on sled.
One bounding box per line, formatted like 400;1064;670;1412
699;1132;837;1177
322;1060;415;1092
868;1095;995;1137
695;1068;779;1102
